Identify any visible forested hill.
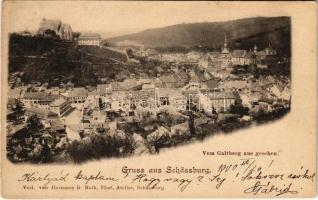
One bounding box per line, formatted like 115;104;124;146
108;17;291;56
8;34;128;86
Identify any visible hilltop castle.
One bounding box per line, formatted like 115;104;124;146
37;18;73;40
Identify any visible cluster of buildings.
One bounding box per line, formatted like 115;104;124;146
7;17;293;162
8;61;290;120
7;28;291;155
141;36;278;70
7;64;291;146
36;18;103;47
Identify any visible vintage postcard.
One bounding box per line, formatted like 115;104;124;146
1;1;317;198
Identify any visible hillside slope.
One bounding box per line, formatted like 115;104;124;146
108;17;291;55
8;34;128;86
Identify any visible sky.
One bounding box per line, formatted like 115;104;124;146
4;1;290;38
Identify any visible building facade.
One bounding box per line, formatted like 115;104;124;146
67;88;88;106
199;91;238;113
22;92;57;109
78;33;102;46
220;35;231;69
49;97;72;116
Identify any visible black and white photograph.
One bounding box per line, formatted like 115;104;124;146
2;1;317;199
6;9;291;164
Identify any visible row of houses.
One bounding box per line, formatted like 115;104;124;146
82;74;243;114
12;67;290;121
17;81;289;119
9;79;290;144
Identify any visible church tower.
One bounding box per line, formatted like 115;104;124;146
253;44;258;53
221;35;231;68
221;35;230;54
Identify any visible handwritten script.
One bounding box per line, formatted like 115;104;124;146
17;158;315;197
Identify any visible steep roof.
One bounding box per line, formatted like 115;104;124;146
68;88;88;98
111;82;125;91
147;126;171;142
255;50;267;56
194;69;212;82
79;33;101;40
38;19;62;33
8;88;23;99
37;18;73;40
49;119;65;131
231;50;246;58
244;51;256;59
189;74;200;83
205;80;219;89
221;80;251;89
159;74;178;83
119;79;139;90
208;91;238;100
97;84;108;90
23;92;56;101
131;89;155;100
26;107;58;117
50;97;67;107
158;88;184;97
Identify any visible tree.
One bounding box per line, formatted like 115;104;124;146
44;29;60;40
66;132;135;163
72;32;81;40
13;100;24;115
7;100;25;122
26;114;43;132
39;140;53;163
188;111;196;136
229;103;250;117
98;97;103;109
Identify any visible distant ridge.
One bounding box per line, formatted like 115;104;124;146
108;17;291;55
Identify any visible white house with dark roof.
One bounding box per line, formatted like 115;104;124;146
199;91;239;113
156;88;187;111
78;33;102;46
22;92;58;109
66;87;88;106
25;107;59;122
219;80;251;94
231;50;256;66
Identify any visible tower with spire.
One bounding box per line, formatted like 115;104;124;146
265;42;277;55
221;34;231;68
221;35;230;54
253;44;258;53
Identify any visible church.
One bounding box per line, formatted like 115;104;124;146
37;18;73;40
220;35;231;68
219;35;277;67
